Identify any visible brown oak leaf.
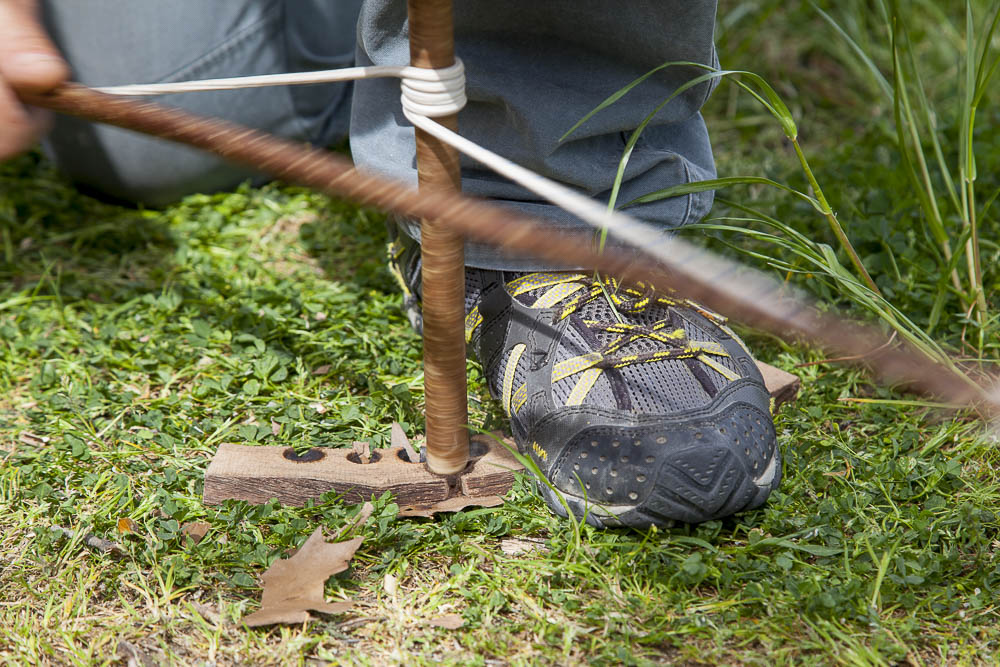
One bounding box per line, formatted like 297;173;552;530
242;528;362;627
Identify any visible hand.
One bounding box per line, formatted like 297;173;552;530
0;0;68;160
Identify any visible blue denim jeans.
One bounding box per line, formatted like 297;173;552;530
41;1;719;270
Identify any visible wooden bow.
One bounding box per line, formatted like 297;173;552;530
17;6;997;444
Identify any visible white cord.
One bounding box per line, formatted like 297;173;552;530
93;65;406;96
403;108;682;262
399;60;466;117
94;60;467;120
94;58;762;304
402;105;778;309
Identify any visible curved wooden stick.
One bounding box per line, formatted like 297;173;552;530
408;0;470;475
19;84;997;417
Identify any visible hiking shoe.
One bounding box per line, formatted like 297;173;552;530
388;229;781;528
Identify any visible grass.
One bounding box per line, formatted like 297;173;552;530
574;0;1000;387
3;1;1000;664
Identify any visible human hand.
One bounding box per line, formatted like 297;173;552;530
0;0;68;159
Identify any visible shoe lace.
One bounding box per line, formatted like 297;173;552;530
467;272;741;383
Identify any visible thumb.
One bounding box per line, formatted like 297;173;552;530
0;0;68;93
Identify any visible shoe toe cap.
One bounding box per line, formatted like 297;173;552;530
544;399;779;526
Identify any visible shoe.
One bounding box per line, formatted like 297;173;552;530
388;227;781;528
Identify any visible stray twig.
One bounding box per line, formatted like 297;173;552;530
48;525;125;556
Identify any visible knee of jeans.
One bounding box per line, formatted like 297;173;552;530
43;118;259;207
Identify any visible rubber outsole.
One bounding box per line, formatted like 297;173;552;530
537;436;781;528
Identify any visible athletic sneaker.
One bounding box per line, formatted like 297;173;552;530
388;230;781;528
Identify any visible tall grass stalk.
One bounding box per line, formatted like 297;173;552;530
565;1;1000;377
820;0;1000;343
563;62;881;297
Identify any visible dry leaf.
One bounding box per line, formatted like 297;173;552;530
116;517;139;534
271;420;281;436
429;613;464;629
242;528;362;627
391;422;421;463
181;522;211;544
310;402;328;414
398;495;504;518
352;440;371;464
312;364;332;376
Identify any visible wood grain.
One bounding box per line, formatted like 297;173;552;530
203;433;522;507
756;361;801;409
407;0;470;476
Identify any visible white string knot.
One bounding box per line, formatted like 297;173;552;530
399;59;467;118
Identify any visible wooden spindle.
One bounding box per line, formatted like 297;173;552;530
407;0;470;476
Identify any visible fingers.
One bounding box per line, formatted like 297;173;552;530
0;0;67;159
0;0;69;92
0;82;48;158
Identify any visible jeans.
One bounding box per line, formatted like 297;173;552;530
41;1;719;270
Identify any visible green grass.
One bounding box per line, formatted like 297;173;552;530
3;1;1000;665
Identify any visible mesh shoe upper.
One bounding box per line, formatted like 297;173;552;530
388;227;781;527
465;270;781;527
466;272;751;416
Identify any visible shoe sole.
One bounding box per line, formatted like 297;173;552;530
537;437;781;528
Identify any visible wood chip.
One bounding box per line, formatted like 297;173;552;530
383;573;398;597
499;537;548;557
180;522;211;544
391;422;421;463
18;432;49;447
242;528;363;627
756;361;801;409
398;495;504;518
352;440;371;464
429;613;464;629
270;420;281;436
312;364;332;376
334;502;375;540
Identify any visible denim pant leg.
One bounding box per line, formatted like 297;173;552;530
351;1;720;270
40;0;362;206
